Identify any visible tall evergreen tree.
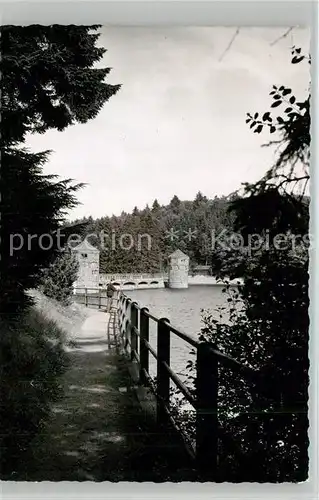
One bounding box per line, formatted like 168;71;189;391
152;199;161;212
0;25;120;312
169;195;181;213
1;25;120;147
0;27;120;477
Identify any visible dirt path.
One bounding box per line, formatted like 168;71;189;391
19;310;196;481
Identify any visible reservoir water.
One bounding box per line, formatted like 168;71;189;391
126;285;231;380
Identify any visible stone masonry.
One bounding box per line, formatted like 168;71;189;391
72;239;100;290
167;249;189;289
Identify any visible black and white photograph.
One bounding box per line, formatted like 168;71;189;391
1;25;311;482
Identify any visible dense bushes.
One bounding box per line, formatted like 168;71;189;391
171;45;310;482
0;308;69;479
39;251;79;306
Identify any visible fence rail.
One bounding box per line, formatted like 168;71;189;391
73;287;111;309
116;291;261;478
72;287;262;478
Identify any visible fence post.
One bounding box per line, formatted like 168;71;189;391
126;297;131;314
84;288;88;307
124;298;132;355
140;307;149;383
196;342;218;479
130;301;138;362
98;288;101;309
124;320;130;354
120;295;125;335
157;318;170;425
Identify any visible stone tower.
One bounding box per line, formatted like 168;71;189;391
72;239;100;290
168;249;189;289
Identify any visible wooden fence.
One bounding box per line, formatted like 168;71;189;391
73;288;110;309
73;287;264;478
116;292;262;479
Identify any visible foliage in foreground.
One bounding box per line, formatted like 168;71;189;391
0;309;70;479
0;25;120;478
1;147;82;314
217;45;310;481
171;45;310;482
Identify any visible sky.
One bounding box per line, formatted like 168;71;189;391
25;27;310;220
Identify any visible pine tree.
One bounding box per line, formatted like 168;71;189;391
1;25;120;147
152;199;160;212
169;195;181;209
0;24;121;478
1;148;82;313
1;25;120;312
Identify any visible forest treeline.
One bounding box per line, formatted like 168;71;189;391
70;192;237;273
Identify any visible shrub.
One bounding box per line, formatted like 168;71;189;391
39;250;79;306
0;308;69;479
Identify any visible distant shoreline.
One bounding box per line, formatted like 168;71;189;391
188;275;243;286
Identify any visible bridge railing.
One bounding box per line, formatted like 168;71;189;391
100;273;167;282
117;292;262;479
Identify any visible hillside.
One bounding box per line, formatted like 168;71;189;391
70;192;236;274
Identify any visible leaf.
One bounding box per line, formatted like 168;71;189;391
285;107;293;113
262;112;271;121
273;95;281;100
277;116;284;124
289;96;296;104
292;55;305;64
270;126;276;134
282;88;292;96
271;100;282;108
255;124;263;134
297;101;306;110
